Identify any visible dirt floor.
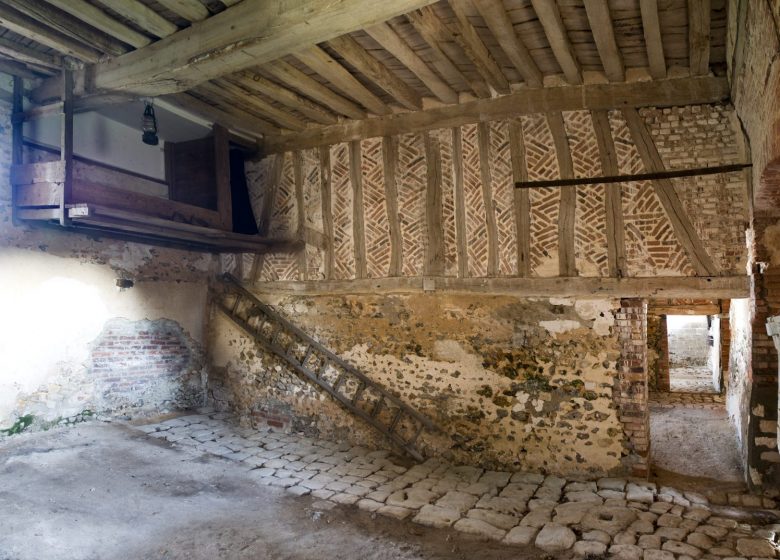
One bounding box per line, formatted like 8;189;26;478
669;365;718;393
649;403;743;484
0;423;540;560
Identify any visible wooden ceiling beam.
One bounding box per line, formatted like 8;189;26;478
640;0;666;79
42;0;151;48
162;91;278;137
0;34;62;68
262;76;729;153
264;61;366;120
448;0;510;94
0;3;103;62
231;72;338;125
472;0;543;87
406;8;490;98
0;56;49;79
96;0;178;38
295;44;392;115
201;80;307;131
324;36;422;111
529;0;582;84
365;21;458;104
154;0;210;23
1;0;127;56
688;0;710;75
583;0;624;82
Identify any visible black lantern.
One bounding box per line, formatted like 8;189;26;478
142;101;159;145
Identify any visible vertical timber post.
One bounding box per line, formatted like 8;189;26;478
11;76;23;226
60;68;73;227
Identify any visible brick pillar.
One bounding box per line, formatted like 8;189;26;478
615;298;650;477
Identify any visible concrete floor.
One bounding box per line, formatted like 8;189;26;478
0;423;535;560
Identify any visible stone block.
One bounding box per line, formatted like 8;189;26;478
413;505;461;529
534;523;576;552
453;518;506;541
503;526;538;546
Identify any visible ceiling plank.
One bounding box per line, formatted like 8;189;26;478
40;0;439;99
231;72;338;125
583;0;624;82
154;0;210;23
448;0;510;94
42;0;151;48
95;0;178;39
0;34;62;68
264;60;366;120
0;3;103;62
406;8;490;98
201;80;307;131
640;0;666;79
295;44;392;115
1;0;127;56
0;56;49;78
162;91;278;137
365;21;458;104
471;0;543;87
529;0;582;84
688;0;710;75
319;37;421;111
261;76;729;153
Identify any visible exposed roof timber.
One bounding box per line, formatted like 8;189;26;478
263;61;367;120
0;3;103;62
155;0;210;23
583;0;624;82
33;0;439;100
688;0;710;76
0;56;50;78
326;35;423;111
198;80;306;131
640;0;666;79
447;0;510;94
406;8;491;98
365;21;458;104
261;76;729;153
161;92;277;138
295;44;392;114
41;0;152;49
96;0;178;39
529;0;582;85
1;0;127;56
0;33;61;69
471;0;543;87
231;72;338;125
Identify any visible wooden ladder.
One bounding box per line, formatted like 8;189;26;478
214;274;438;461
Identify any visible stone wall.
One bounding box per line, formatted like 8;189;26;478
0;100;216;431
208;290;648;477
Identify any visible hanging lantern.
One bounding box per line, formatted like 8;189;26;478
142;100;159;146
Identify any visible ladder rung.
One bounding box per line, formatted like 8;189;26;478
407;423;424;446
301;345;313;366
317;360;329;378
370;397;384;418
351;383;366;406
388;408;403;433
332;373;346;392
230;294;243;314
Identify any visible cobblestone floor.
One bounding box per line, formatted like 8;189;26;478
669;366;718;394
137;411;780;559
649;392;725;409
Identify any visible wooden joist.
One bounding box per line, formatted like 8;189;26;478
640;0;666;79
0;57;48;79
41;0;151;49
202;80;307;131
622;107;719;276
365;22;458;104
263;76;729;153
473;0;543;87
326;36;422;111
253;275;751;299
264;61;367;120
0;34;62;69
583;0;624;82
688;0;711;76
546;112;576;277
96;0;178;38
448;0;510;94
162;92;275;138
530;0;582;84
295;45;392;115
155;0;209;23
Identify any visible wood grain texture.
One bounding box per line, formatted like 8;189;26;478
477;122;499;276
508;118;531;277
530;0;582;84
583;0;624;82
640;0;666;79
688;0;711;75
349;140;368;279
423;132;444;275
382;136;403;277
452;127;468;278
546;112;576;276
319;146;335;280
293;151;307;280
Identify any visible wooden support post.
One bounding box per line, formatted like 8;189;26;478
250;153;284;284
382;136;403;276
546;112;576;277
293;151;307;280
349;140;367;279
60;68;73;227
319;146;335;280
591;109;627;277
213;124;232;231
508;118;531;277
11;76;23;226
452;127;468;278
477;122;499;276
423;132;444;276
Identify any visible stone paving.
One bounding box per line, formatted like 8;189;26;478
136;410;780;559
649;392;725;409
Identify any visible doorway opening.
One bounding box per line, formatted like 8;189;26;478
666;314;720;393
